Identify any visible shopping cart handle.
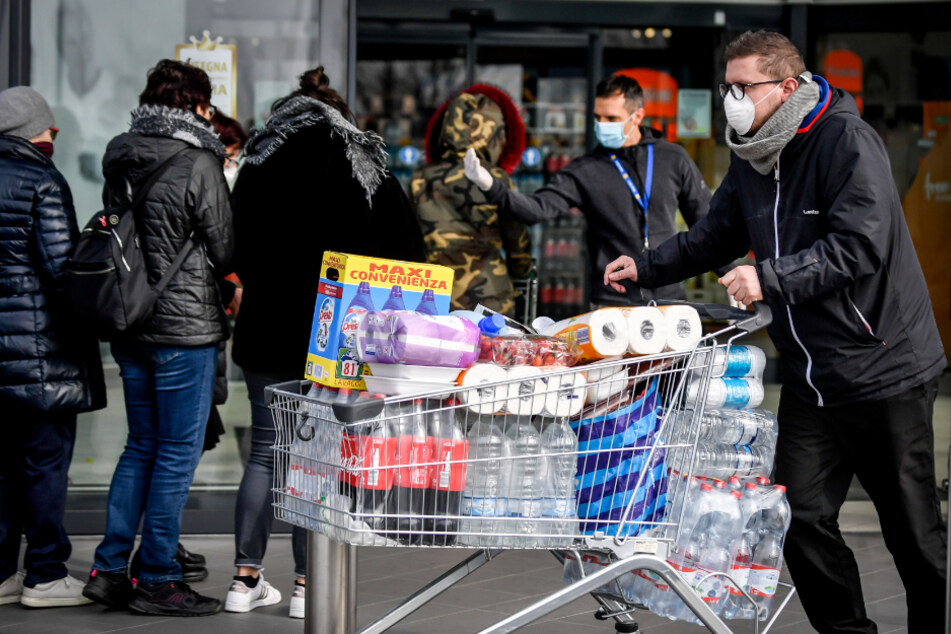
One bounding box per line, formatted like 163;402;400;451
333;398;385;424
692;301;772;330
634;299;772;331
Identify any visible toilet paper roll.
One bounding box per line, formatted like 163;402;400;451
541;370;587;418
582;357;627;383
585;368;630;405
505;366;545;416
457;363;508;414
621;306;668;355
540;308;629;363
658;305;702;352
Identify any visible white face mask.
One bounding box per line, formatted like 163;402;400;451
723;82;782;135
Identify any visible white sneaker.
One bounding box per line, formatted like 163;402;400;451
20;575;93;608
224;574;282;613
289;584;305;619
0;572;25;605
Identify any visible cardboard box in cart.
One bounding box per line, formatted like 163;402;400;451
304;251;454;389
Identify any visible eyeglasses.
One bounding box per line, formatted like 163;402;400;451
208;105;217;117
718;80;783;100
49;126;59;141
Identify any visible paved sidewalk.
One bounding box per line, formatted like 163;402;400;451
0;523;908;633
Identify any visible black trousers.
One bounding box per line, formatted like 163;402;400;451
0;411;77;587
775;378;946;634
233;370;307;577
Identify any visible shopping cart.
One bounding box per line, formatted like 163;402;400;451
268;302;795;633
511;272;539;325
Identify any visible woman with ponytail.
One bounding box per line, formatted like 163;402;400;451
224;67;424;619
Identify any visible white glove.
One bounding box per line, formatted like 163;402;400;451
464;148;494;191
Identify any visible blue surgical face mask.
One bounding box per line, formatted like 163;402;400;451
595;111;636;148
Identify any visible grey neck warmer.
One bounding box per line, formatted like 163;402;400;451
129;104;226;160
725;72;820;175
244;95;387;204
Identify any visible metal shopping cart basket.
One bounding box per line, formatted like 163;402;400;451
268;302;795;634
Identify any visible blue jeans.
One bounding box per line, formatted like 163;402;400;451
93;341;217;583
234;370;307;577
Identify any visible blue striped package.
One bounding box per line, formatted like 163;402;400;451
569;377;667;538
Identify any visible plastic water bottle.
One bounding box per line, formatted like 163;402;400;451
650;482;710;619
714;345;767;378
685;488;742;621
693;442;773;479
722;481;761;619
747;485;790;620
382;285;406;311
390;399;433;544
502;416;543;547
699;409;777;449
538;417;578;547
414;288;438;315
422;399;468;545
687;377;765;410
458;416;511;546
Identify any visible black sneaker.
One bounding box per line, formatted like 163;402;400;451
82;569;135;609
176;543;206;567
128;580;222;617
131;547;209;584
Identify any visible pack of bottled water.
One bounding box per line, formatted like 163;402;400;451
617;474;791;623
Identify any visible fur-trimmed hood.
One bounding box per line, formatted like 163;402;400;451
424;84;525;174
244;95;387;203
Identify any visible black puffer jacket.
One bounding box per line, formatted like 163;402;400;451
102;134;233;346
635;82;946;406
0;135;106;413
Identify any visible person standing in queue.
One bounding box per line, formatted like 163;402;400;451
0;86;106;609
224;66;425;619
82;59;233;617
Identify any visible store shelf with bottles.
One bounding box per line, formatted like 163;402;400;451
534;209;588;321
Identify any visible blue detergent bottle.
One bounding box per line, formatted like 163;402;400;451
415;289;438;315
382;285;406;311
339;281;376;351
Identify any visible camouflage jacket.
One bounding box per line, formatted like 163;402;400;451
411;91;532;316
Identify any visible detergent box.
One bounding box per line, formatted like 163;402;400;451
304;252;455;389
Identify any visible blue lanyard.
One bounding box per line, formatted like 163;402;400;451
610;144;654;249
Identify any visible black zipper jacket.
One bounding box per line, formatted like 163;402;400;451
635;82;946;406
485;127;711;303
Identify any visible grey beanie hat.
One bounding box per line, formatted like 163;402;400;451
0;86;55;140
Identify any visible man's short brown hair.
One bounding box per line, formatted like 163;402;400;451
725;31;806;80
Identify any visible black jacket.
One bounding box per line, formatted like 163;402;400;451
231;121;426;375
635;83;947;406
102;134;233;346
0;136;106;413
485;127;711;303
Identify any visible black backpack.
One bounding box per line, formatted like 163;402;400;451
67;148;195;336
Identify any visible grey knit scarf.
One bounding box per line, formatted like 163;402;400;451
129;104;226;160
244;95;387;204
725;72;820;175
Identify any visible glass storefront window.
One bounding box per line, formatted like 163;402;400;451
29;0;338;492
